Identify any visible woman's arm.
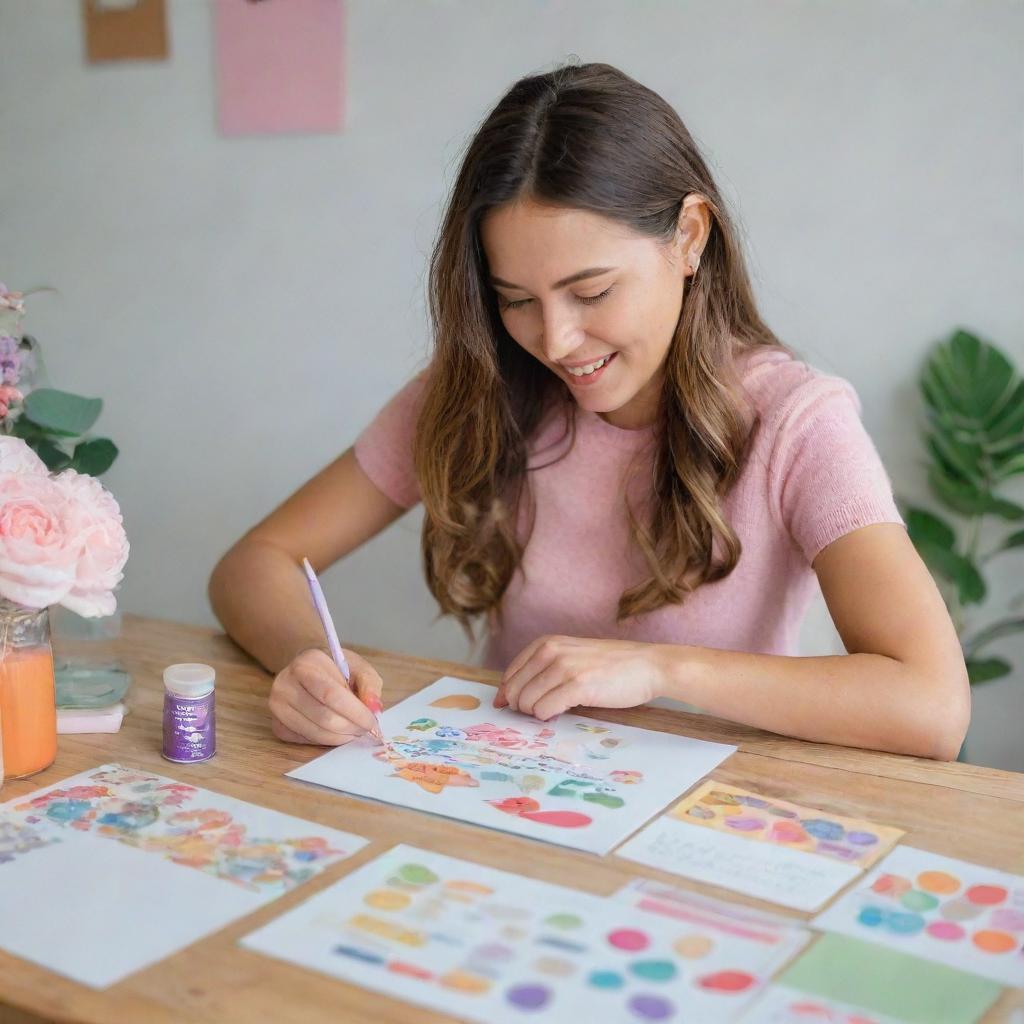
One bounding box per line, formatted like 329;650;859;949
208;446;405;674
497;523;971;760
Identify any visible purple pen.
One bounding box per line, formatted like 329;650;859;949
301;557;384;741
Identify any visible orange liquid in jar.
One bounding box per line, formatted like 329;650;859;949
0;646;57;778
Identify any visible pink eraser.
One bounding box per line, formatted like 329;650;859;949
57;703;126;734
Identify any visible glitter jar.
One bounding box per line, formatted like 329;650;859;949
162;663;216;763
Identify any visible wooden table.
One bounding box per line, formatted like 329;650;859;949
1;614;1022;1024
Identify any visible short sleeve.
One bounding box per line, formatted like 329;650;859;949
352;373;428;510
769;376;904;563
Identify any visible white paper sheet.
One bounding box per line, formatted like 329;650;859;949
738;984;904;1023
614;781;903;911
242;844;799;1023
287;676;735;855
812;845;1024;988
0;763;368;987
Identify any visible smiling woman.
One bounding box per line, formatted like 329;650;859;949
210;61;969;761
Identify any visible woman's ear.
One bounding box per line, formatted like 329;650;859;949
675;194;712;273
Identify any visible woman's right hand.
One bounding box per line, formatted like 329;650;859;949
269;647;383;745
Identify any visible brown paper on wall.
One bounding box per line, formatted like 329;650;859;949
82;0;169;63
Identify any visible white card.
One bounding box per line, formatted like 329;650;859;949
242;843;796;1023
288;677;735;855
812;845;1024;988
0;763;368;987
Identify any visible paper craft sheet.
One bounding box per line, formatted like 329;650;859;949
243;844;801;1024
758;933;1003;1024
213;0;345;136
0;763;367;987
738;984;906;1023
812;845;1024;988
615;780;904;911
287;677;736;855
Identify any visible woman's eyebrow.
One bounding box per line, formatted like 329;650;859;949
489;266;618;291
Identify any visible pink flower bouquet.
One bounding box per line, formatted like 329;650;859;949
0;436;129;617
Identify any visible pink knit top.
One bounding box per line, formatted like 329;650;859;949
354;347;903;670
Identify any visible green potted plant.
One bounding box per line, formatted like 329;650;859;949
902;329;1023;755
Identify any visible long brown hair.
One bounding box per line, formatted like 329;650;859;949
414;61;785;637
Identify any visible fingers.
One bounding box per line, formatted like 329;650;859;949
500;636;563;712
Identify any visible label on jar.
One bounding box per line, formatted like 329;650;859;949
162;691;216;763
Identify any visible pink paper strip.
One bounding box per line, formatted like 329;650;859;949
213;0;344;137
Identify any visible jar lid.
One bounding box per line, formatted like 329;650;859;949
163;663;215;698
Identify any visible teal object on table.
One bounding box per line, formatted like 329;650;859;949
54;660;131;709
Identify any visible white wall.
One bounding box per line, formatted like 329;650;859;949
2;0;1021;769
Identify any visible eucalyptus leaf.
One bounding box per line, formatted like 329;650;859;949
31;437;72;472
69;438;118;477
24;388;103;437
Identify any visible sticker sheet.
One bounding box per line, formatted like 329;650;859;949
242;844;804;1023
288;677;735;855
0;763;367;987
812;846;1024;988
615;781;903;911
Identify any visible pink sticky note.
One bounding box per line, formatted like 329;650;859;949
213;0;344;137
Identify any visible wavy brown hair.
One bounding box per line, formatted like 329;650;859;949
414;61;786;638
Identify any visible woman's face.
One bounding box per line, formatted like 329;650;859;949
481;198;704;429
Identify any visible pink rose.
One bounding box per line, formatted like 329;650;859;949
0;435;47;475
53;470;129;618
0;472;80;607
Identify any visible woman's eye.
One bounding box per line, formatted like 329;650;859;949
499;286;613;312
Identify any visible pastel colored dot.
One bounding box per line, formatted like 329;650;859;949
364;889;411;911
588;970;625;989
886;912;925;935
608;928;651;951
926;921;966;941
940;898;984;922
674;935;714;958
900;890;940;913
724;816;764;832
544;913;583;930
972;930;1017;954
858;906;885;928
474;943;515;962
506;983;552;1009
872;874;911;898
846;831;879;846
966;885;1008;906
388;960;433;980
917;870;960;895
441;970;491;994
687;806;716;820
990;909;1024;931
533;956;576;977
332;944;384;964
627;994;675;1020
802;819;845;841
738;796;770;808
697;970;755;992
397;863;438;886
630;960;678;982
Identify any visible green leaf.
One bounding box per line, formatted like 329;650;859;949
905;507;957;550
915;539;987;605
992;450;1024;480
999;529;1024;553
30;437;72;472
23;388;103;437
927;465;1024;520
965;616;1024;657
68;438;118;476
966;657;1013;685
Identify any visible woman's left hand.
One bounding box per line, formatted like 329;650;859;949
494;635;675;720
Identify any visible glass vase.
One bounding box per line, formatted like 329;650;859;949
0;597;57;779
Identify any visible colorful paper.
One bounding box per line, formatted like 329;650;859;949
615;780;904;911
243;844;803;1023
213;0;344;136
812;846;1024;988
82;0;169;63
288;677;736;855
764;933;1002;1024
738;983;910;1023
0;763;367;987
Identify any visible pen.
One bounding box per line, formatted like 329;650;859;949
301;557;384;742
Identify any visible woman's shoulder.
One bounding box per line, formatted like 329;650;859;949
734;344;862;431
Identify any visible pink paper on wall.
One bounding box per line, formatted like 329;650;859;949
213;0;345;137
